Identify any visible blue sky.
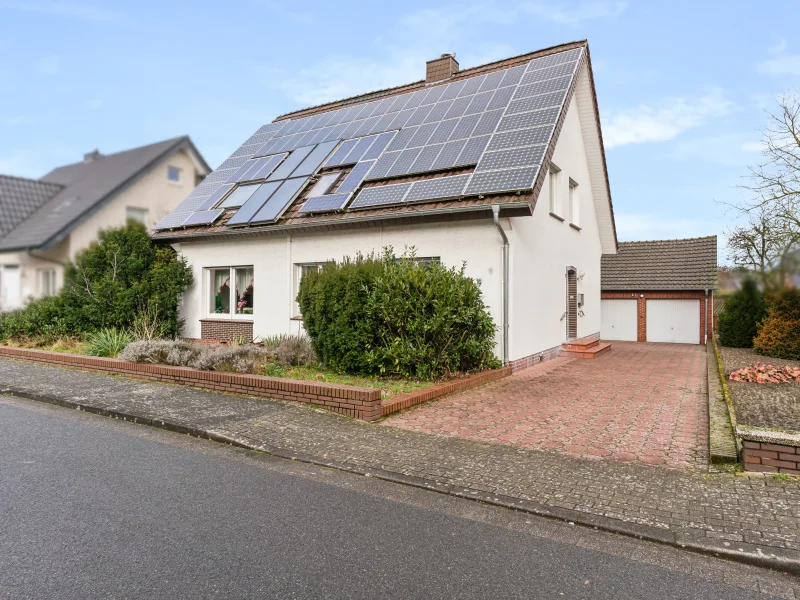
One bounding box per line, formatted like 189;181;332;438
1;1;799;260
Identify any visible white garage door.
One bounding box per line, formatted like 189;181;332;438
601;299;638;341
646;299;700;344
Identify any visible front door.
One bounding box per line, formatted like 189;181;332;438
566;268;577;340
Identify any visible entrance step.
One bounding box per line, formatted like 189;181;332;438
560;339;612;359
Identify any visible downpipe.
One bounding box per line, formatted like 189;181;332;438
492;205;509;366
704;289;709;344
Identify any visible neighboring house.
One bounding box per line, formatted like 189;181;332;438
0;137;210;310
600;236;717;345
153;41;617;369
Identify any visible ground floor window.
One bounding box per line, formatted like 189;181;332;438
39;269;56;296
294;263;324;315
208;266;254;318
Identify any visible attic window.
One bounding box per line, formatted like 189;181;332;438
167;166;182;182
307;172;342;197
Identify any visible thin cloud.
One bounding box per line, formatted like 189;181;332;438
758;55;800;76
521;1;627;25
667;133;763;166
603;88;735;148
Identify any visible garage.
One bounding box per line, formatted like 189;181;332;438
600;236;717;345
645;299;700;344
600;299;637;341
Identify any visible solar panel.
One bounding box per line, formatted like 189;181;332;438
181;209;224;227
219;184;260;208
475;145;546;172
163;47;586;229
291;140;338;177
267;145;314;181
325;139;360;167
430;139;467;171
361;131;396;160
487;126;554;151
197;183;235;210
349;183;412;209
155;211;192;230
298;192;352;214
404;174;470;203
464;167;538;195
336;160;375;194
226;182;282;225
250;177;308;223
307;172;342;197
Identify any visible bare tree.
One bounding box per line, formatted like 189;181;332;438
724;92;800;286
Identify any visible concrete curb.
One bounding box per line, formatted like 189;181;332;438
5;385;800;577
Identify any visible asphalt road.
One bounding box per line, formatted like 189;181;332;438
0;396;794;599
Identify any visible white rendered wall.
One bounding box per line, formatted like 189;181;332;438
507;95;604;359
176;219;505;351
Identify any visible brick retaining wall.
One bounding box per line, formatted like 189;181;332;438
742;440;800;475
200;320;254;342
0;346;382;421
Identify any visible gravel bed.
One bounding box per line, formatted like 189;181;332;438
718;345;800;432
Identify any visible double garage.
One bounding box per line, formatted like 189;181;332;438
600;237;717;345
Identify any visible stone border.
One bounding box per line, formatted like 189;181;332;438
0;345;511;422
706;340;737;464
381;366;513;417
0;346;383;421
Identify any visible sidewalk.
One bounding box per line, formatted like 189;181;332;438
2;356;799;574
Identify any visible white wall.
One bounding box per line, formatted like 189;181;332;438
176;219;505;350
507;95;603;359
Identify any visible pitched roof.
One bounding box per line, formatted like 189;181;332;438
0;175;64;237
0;136;209;252
154;40;615;247
601;236;718;290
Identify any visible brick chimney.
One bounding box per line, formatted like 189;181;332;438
426;53;459;83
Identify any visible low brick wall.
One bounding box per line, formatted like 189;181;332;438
742;440;800;475
0;346;382;421
381;366;512;417
200;320;254;342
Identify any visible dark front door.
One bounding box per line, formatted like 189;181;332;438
566;268;577;340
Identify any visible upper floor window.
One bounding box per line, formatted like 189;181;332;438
126;206;148;224
549;164;561;217
167;166;182;182
569;179;579;228
39;269;56;297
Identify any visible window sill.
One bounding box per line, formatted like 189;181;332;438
549;211;565;222
201;317;254;323
569;223;582;231
290;315;303;321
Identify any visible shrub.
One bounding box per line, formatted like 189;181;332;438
192;344;272;373
86;328;132;357
298;248;499;380
130;300;169;341
753;288;800;360
0;295;70;341
273;334;316;367
717;278;766;347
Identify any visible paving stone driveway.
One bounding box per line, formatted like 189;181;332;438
385;342;709;470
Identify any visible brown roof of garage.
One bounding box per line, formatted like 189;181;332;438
601;236;718;291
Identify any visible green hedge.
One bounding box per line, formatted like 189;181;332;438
298;249;499;380
717;278;765;348
0;221;192;340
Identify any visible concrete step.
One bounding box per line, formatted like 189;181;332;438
560;342;612;359
561;337;600;352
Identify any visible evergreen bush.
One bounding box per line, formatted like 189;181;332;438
717;278;766;347
298;249;499;380
753;288;800;360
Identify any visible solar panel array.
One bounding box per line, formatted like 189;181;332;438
156;47;583;229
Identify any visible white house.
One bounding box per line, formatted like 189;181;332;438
0;137;210;310
153;41;617;369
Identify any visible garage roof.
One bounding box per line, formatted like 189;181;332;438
601;236;718;291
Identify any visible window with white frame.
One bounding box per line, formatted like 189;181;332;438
167;166;182;182
569;178;579;227
126;206;148;224
207;266;254;317
549;164;561;216
39;269;56;296
294;263;325;315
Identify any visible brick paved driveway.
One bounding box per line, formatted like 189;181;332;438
385;342;709;470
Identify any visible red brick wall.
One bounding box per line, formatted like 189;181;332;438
200;320;254;342
601;290;712;343
742;440;800;475
0;346;382;421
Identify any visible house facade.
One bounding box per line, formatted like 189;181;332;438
600;236;718;344
154;41;617;368
0;137;209;310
